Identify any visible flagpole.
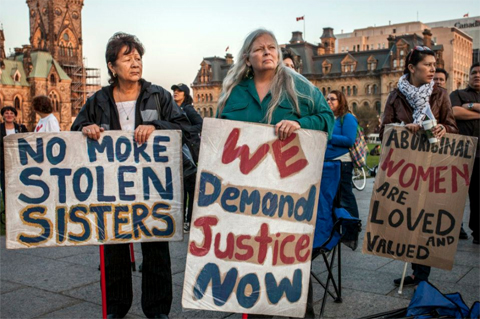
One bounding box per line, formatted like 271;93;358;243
304;17;306;42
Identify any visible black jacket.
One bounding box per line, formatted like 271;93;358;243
71;79;192;142
181;104;203;135
1;122;28;171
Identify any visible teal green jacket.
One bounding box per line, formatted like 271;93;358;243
218;75;334;137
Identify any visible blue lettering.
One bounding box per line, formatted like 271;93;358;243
278;195;294;218
262;192;278;217
56;206;67;244
19;168;49;204
132;203;152;239
134;140;151;163
294;185;316;222
114;205;132;240
221;187;239;213
73;168;93;202
115;136;132;162
118;166;137;201
151;202;174;237
68;206;91;242
142;167;172;200
265;269;302;304
46;137;66;165
153;135;169;162
18;205;51;245
90;205;111;242
236;273;260;308
240;189;260;215
87;136;114;162
50;168;72;203
96;166;116;202
193;263;238;306
198;172;221;207
18;138;43;165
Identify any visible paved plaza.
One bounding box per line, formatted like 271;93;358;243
1;179;479;318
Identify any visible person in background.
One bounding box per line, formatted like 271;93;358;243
32;95;60;132
281;48;296;71
433;67;448;88
433;67;469;240
72;32;191;319
217;28;334;318
380;46;458;288
0;106;28;221
324;90;360;250
171;83;203;232
450;62;480;245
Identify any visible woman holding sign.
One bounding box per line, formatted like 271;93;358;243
72;32;191;319
217;29;334;139
380;46;458;287
216;28;334;319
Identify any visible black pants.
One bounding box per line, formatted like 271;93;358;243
469;157;479;241
104;242;172;318
184;174;196;224
412;263;430;281
339;162;360;241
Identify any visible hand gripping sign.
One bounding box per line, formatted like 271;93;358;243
4;131;184;249
363;125;478;270
182;118;328;318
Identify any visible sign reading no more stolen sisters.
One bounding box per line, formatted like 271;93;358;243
182;118;328;318
363;125;477;270
5;131;183;249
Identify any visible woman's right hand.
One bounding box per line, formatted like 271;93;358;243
405;123;421;134
82;124;104;140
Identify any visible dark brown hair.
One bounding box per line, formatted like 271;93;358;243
328;90;350;117
1;106;17;116
105;32;145;85
32;95;53;114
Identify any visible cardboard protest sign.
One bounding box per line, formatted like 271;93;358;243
182;118;327;318
5;131;183;249
363;125;478;270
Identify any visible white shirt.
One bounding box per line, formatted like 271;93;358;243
35;114;60;132
5;128;16;136
116;101;136;131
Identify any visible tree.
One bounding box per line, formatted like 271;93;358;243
354;105;379;135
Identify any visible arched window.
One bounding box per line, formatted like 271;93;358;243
400;59;405;68
322;88;326;96
49;91;60;112
353;86;357;96
347;86;351;96
327;87;331;93
352;102;358;113
341;86;345;94
14;72;21;82
14;96;21;110
50;74;56;86
373;84;378;95
209;108;213;117
209;94;213;102
201;94;205;102
364;101;370;108
393;59;398;68
375;101;381;114
197;94;200;103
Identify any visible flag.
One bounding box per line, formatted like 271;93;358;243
296;16;304;21
225;46;229;52
463;13;469;17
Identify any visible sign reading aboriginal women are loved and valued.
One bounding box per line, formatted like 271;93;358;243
5;131;184;249
363;125;478;270
182;119;327;318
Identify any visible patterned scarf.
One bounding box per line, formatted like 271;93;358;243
397;74;435;124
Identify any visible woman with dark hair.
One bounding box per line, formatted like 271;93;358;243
33;95;60;132
0;106;28;216
281;48;296;71
380;46;457;288
324;90;360;250
171;83;203;232
72;32;191;319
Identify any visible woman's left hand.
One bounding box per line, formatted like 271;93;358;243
134;125;156;145
275;120;301;141
432;124;447;139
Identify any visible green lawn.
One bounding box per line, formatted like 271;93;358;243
366;143;381;169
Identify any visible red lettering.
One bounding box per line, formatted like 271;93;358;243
271;133;308;178
381;148;405;177
254;223;273;264
435;166;448;193
214;233;234;259
295;235;310;262
222;128;269;175
280;235;295;264
189;216;218;256
452;164;470;193
399;163;416;188
235;235;254;261
414;166;434;192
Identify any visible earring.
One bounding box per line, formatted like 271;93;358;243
113;73;117;77
245;65;254;79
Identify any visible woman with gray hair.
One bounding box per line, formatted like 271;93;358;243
217;28;333;140
216;28;334;318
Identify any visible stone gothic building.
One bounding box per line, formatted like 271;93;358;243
0;0;100;131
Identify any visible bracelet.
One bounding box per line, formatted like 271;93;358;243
468;103;474;110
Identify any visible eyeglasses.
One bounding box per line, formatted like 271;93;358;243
326;98;338;102
408;46;433;63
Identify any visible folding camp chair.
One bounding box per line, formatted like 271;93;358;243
311;160;361;318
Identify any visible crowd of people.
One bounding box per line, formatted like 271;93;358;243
0;29;478;319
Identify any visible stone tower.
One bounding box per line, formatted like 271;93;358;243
320;27;336;55
27;0;84;66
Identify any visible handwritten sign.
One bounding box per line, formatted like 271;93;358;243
363;125;478;270
5;131;183;249
182;118;327;318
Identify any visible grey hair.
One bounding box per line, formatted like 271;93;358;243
217;28;314;123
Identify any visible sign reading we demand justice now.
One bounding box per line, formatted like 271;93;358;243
5;131;184;249
182;119;327;318
363;125;478;270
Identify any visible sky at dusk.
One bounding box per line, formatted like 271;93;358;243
1;0;479;91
